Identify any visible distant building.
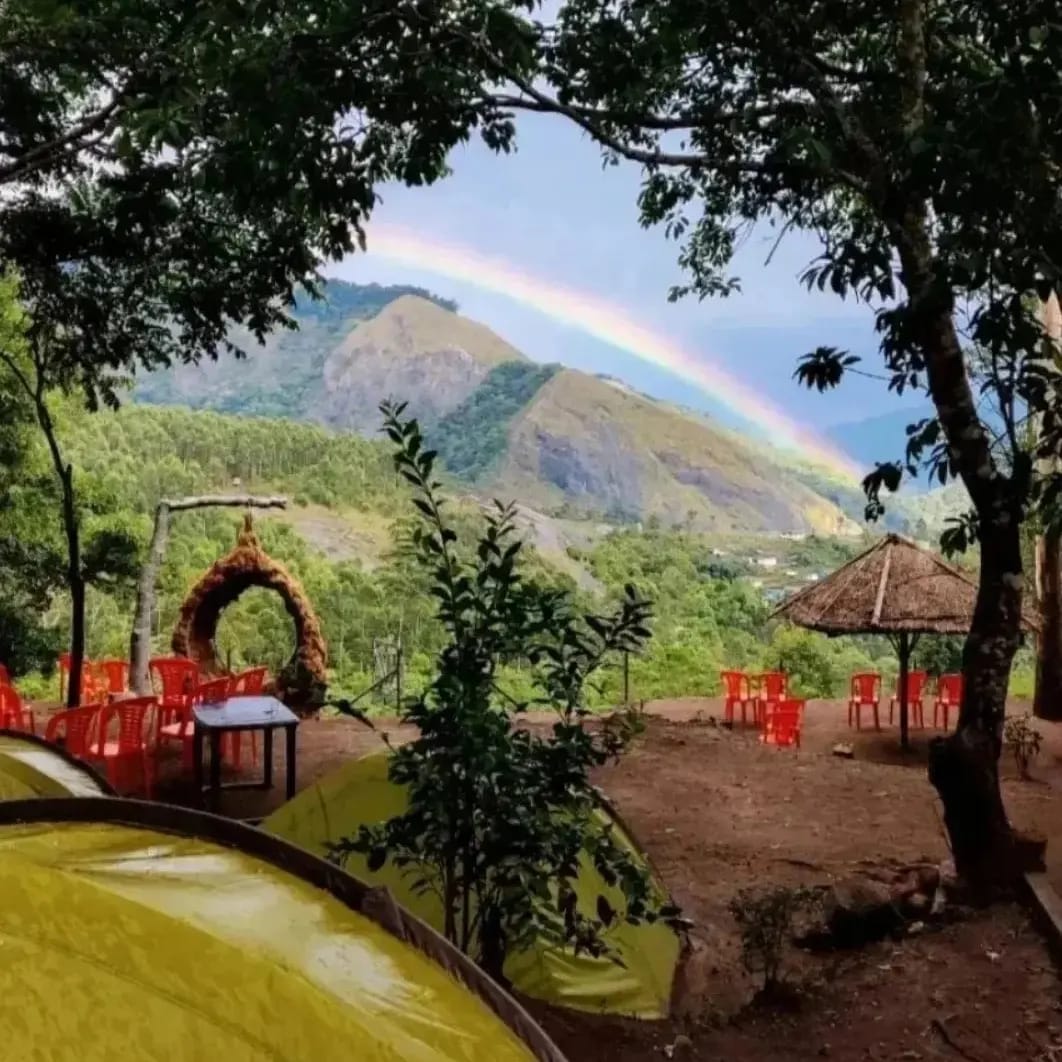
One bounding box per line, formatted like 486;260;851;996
755;556;778;569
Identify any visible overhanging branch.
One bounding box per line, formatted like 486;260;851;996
0;95;126;185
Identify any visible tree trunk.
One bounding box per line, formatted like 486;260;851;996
928;518;1025;890
128;494;287;693
1033;293;1062;719
58;464;84;709
478;904;509;988
27;379;86;710
891;187;1021;887
67;566;85;708
1034;527;1062;720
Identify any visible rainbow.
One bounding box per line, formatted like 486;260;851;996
365;225;862;481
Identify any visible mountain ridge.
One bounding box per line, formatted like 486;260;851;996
137;280;869;535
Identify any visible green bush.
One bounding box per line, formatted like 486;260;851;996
331;405;677;982
729;885;820;990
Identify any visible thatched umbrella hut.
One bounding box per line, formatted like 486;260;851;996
772;533;1037;750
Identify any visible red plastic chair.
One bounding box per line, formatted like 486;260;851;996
754;672;788;726
57;652;71;701
720;670;754;726
44;704;104;757
231;667;268;696
761;698;804;748
152;657;199;768
848;672;881;731
227;667;268;766
193;676;239;768
150;657;198;707
96;697;159;797
80;662;110;704
194;676;233;707
0;686;35;734
96;658;130;696
934;673;963;730
889;670;928;728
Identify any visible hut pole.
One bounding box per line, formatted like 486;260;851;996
891;631;922;752
897;632;911;752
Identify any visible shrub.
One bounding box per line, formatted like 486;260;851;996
331;403;682;984
1004;713;1042;780
728;885;820;990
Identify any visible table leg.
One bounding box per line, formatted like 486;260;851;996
285;725;297;800
263;728;274;789
209;730;222;814
193;727;204;806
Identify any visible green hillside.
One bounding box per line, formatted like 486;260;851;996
135;280;457;420
493;370;860;535
139;284;873;535
7;400;963;708
313;294;529;432
434;361;562;480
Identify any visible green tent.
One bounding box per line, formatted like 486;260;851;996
263;750;682;1019
0;731;111;800
0;798;566;1061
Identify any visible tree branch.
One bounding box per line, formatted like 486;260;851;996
486;72;710;167
899;0;928;138
487;92;781;130
160;494;288;512
0;94;126;185
471;30;871;193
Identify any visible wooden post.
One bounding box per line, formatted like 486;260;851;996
898;631;910;752
130;502;171;695
395;641;403;714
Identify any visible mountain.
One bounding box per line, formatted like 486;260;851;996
490;370;857;533
314;294;526;432
138;281;865;535
135;281;457;420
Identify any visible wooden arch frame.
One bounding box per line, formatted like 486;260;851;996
171;515;328;711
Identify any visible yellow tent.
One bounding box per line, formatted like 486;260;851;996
0;799;566;1062
0;730;111;799
263;750;682;1019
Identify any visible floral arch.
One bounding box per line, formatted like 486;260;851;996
171;515;328;712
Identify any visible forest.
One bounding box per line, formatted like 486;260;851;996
2;392;1015;711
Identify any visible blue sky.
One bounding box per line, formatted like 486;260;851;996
332;110;923;435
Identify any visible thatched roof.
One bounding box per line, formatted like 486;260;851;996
772;533;1039;635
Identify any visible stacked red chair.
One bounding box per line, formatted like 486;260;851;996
760;698;805;748
720;670;754;727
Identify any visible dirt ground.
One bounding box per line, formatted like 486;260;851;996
43;696;1062;1060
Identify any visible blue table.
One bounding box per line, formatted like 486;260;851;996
192;696;298;814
